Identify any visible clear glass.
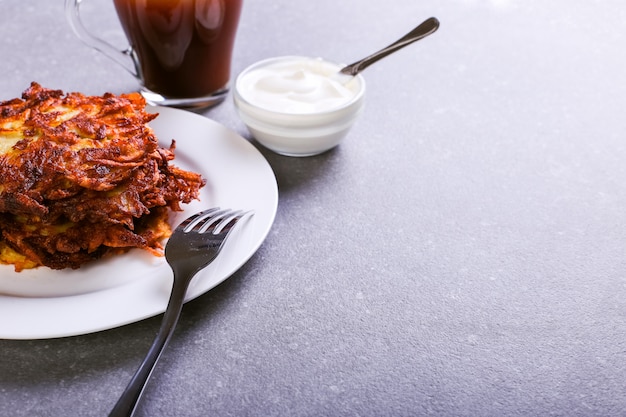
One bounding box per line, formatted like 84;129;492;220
65;0;243;109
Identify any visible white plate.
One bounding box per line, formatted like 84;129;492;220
0;106;278;340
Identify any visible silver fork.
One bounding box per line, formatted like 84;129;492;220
109;207;253;417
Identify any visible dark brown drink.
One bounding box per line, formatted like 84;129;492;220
112;0;243;101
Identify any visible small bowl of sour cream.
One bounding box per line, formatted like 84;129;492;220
234;56;366;157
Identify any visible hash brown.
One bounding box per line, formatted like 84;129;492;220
0;83;205;271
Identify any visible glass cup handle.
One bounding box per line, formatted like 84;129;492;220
64;0;139;78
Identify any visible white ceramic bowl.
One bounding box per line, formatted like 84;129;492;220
234;56;366;157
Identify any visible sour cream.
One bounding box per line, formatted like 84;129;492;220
234;56;366;157
235;57;360;114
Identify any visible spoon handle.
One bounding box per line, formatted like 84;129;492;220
340;17;440;76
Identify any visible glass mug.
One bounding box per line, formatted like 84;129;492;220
65;0;243;108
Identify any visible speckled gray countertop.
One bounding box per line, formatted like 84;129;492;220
2;0;626;416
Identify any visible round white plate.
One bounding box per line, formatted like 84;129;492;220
0;106;278;340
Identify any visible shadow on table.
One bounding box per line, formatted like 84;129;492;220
251;139;343;196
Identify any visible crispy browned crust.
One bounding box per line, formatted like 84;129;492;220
0;83;205;271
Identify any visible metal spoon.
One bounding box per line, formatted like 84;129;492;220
338;17;440;78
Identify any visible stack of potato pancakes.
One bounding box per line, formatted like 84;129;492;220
0;83;205;271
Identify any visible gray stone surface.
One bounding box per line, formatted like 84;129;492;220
2;0;626;416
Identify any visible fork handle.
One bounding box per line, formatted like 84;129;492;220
108;273;191;417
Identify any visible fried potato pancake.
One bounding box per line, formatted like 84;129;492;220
0;83;205;271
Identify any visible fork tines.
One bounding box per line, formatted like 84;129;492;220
181;208;252;235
